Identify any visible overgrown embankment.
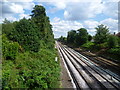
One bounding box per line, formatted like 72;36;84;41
2;5;60;89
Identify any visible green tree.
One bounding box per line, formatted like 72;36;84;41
31;5;54;49
67;30;76;44
88;34;92;41
75;28;88;46
94;24;109;44
10;18;40;52
58;36;67;43
118;37;120;46
31;5;46;39
3;18;11;24
2;19;14;38
107;35;118;48
44;17;55;48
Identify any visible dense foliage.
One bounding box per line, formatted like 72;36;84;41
58;36;67;43
67;30;76;44
108;48;120;56
107;35;118;48
2;5;60;89
2;49;60;89
2;19;13;36
9;18;40;52
75;28;88;46
31;5;54;49
66;28;89;46
2;34;19;60
94;24;109;44
82;42;95;49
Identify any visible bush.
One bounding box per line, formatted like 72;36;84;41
108;48;120;56
9;18;40;52
2;60;22;89
81;42;94;49
107;35;118;48
2;34;19;60
2;49;60;89
118;37;120;46
95;42;108;50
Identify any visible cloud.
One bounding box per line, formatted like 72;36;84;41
53;17;60;22
83;20;99;35
2;0;35;15
64;2;103;20
1;16;18;23
6;16;18;21
102;0;119;2
3;0;34;2
102;2;118;19
53;2;66;9
19;14;31;19
47;0;117;21
83;18;118;35
1;0;34;22
2;2;24;15
46;2;66;13
46;0;118;37
47;0;118;21
100;18;118;33
83;20;99;29
33;0;119;2
51;17;83;38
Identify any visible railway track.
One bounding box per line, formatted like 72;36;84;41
56;41;120;90
76;50;120;75
68;48;120;81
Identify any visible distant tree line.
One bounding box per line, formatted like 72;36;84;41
58;24;120;57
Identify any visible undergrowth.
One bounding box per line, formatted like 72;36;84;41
2;49;60;89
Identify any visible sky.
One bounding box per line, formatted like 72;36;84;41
0;0;119;38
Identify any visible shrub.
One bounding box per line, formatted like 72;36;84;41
2;34;19;60
2;49;60;89
9;18;40;52
107;35;118;48
118;37;120;46
94;42;108;50
81;42;94;49
108;48;120;56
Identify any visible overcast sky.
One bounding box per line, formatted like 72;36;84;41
0;0;119;38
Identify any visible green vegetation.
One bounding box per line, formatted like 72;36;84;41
67;30;76;44
66;28;89;46
58;24;120;61
31;5;54;49
82;42;95;50
2;49;60;89
108;48;120;56
2;5;60;89
9;18;40;52
94;24;109;44
107;35;119;48
2;34;19;60
58;36;67;44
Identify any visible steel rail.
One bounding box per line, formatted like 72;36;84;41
62;44;120;89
